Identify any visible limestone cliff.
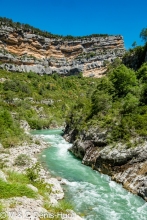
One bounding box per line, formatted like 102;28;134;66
0;24;125;76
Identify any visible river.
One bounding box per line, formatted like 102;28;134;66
32;129;147;220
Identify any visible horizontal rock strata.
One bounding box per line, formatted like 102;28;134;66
0;25;125;76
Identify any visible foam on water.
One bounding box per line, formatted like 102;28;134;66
32;129;147;220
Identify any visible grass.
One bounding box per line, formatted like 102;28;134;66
6;170;52;198
6;170;29;184
42;200;74;220
32;180;52;199
0;162;7;169
0;179;37;199
0;203;7;220
55;200;73;212
2;170;73;220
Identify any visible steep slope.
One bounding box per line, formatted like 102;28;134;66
0;20;125;77
63;63;147;202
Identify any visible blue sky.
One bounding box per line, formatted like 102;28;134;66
0;0;147;49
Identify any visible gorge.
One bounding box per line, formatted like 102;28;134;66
0;16;147;220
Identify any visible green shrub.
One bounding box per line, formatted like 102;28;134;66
14;154;31;166
91;91;112;115
121;93;139;114
3;80;31;94
0;109;23;148
109;64;137;98
26;163;40;182
122;43;147;70
137;62;147;82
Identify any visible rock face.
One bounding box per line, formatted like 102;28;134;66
64;127;147;201
0;24;125;77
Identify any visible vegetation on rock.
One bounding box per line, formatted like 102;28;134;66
0;69;98;147
0;16;108;39
65;42;147;145
122;42;147;70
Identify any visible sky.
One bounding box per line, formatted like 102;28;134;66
0;0;147;49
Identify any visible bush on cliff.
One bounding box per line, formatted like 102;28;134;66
122;43;147;70
0;108;23;147
109;64;137;98
0;16;108;40
66;62;147;143
140;28;147;43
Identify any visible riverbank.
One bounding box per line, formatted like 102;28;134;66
63;127;147;202
0;123;83;220
38;129;147;220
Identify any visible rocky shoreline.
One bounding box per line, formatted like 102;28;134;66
63;126;147;202
0;123;83;220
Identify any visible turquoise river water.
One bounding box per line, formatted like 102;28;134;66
32;129;147;220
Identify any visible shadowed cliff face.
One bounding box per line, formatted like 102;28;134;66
0;25;125;76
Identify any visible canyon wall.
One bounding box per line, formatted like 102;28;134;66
0;25;125;76
63;127;147;201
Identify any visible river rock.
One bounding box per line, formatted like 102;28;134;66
69;140;94;159
45;178;64;205
0;170;7;182
139;187;147;201
27;184;38;193
4;197;47;220
0;143;4;150
20;120;30;133
61;210;83;220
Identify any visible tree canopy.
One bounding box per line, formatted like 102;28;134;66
140;28;147;43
